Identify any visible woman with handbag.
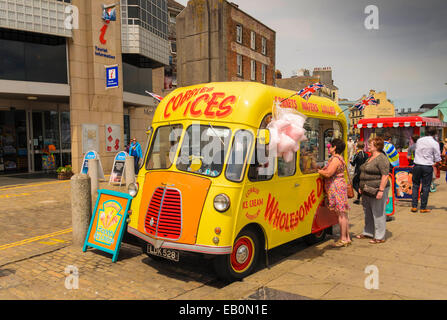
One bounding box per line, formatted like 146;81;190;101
356;136;390;244
318;138;351;247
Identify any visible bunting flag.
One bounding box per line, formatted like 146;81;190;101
353;95;378;111
297;82;324;100
145;91;163;102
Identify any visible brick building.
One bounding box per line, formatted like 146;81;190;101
176;0;276;86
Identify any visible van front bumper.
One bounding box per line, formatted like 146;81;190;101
127;226;232;255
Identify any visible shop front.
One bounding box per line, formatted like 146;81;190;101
0;103;71;174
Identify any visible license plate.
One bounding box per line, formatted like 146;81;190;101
146;244;180;262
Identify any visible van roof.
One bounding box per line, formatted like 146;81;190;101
152;82;345;128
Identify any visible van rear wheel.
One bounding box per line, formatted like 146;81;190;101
213;229;260;282
304;228;327;245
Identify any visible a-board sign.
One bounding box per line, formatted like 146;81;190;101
394;166;414;200
83;189;132;262
109;151;127;185
80;150;105;181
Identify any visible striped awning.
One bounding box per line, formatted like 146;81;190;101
355;116;446;129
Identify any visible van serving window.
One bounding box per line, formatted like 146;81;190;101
299;118;343;174
248;114;275;182
176;124;231;178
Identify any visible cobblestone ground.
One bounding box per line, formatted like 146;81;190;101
1;174;447;299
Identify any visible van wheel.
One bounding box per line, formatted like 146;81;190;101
213;229;260;282
304;228;327;245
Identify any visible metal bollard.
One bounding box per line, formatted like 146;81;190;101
88;158;99;206
70;174;92;247
125;155;136;188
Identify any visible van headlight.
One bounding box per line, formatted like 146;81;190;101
128;182;139;197
214;194;230;212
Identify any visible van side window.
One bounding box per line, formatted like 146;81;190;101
248;114;275;182
278;153;296;177
226;130;253;182
299;118;343;174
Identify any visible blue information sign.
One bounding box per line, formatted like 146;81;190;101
106;65;119;88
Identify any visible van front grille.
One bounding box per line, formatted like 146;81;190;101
144;187;182;240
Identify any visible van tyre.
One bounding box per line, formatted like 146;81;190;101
213;229;260;282
304;228;327;245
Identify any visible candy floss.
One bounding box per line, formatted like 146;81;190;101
267;102;307;162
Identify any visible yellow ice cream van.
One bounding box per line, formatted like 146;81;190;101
127;82;347;281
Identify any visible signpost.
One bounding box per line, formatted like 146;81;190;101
109;151;127;185
80;150;105;181
83;189;132;262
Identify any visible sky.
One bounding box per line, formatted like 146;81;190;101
175;0;447;111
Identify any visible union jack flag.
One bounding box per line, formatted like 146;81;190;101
297;83;324;100
145;91;163;102
353;95;378;111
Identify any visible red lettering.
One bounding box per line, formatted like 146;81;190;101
171;93;182;111
216;95;235;118
279;213;286;231
190;94;210;117
164;95;177;118
310;190;316;204
99;24;108;45
204;92;225;118
304;199;312;214
299;205;305;221
265;194;278;224
317;178;324;197
183;100;192;116
284;213;290;232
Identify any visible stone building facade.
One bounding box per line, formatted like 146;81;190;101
349;90;396;136
0;0;171;174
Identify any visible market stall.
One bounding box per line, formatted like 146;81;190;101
355;116;446;203
355;116;446;167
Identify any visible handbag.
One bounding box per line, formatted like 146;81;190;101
361;184;379;198
345;167;355;199
338;155;354;199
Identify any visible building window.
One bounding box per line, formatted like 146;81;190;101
237;54;243;77
250;31;256;50
261;64;266;83
251;60;256;81
236;25;242;44
376;99;380;104
261;37;267;55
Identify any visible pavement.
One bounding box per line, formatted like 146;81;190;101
0;173;446;300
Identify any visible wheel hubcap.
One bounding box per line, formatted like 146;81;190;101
231;236;254;273
235;245;249;264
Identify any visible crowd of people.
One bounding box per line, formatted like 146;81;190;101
320;127;446;247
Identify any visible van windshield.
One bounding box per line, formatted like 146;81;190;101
146;124;183;170
176;124;231;177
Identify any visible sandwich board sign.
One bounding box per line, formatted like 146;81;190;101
80;150;105;181
109;151;127;185
83;189;132;262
